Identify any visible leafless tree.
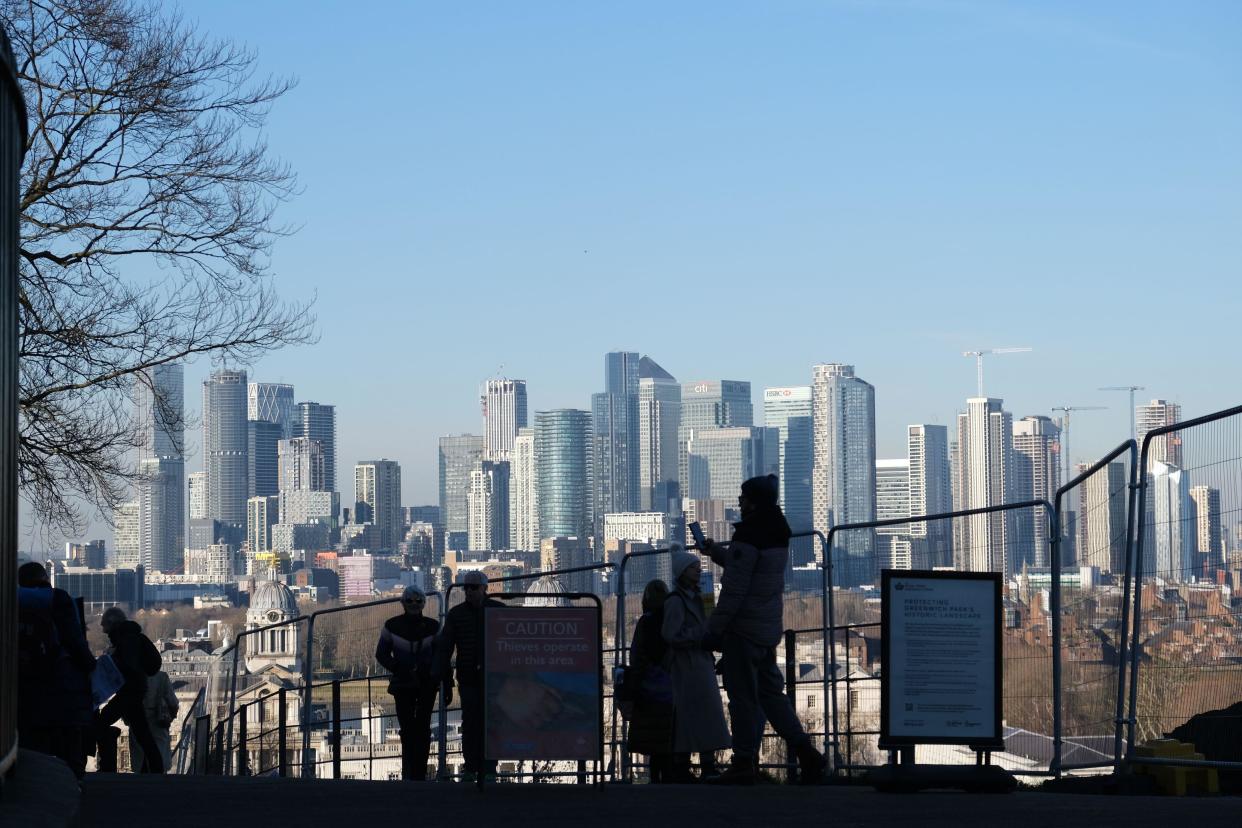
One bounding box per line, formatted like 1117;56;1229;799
2;0;315;533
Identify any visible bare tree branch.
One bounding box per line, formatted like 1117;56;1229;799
3;0;316;534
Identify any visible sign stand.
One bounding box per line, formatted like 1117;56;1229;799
478;593;605;792
870;569;1016;793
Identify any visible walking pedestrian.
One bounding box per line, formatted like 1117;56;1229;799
701;474;827;785
130;669;178;773
94;607;165;773
375;585;441;780
662;550;730;781
433;571;502;783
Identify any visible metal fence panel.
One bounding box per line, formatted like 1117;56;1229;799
1052;441;1137;772
824;500;1056;775
1129;405;1242;763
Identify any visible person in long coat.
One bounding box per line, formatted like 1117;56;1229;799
662;549;730;780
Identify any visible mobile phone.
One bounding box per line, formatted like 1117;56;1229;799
688;521;706;548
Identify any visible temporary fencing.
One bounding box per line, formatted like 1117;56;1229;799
1127;404;1242;772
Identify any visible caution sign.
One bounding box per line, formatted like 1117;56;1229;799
484;605;602;761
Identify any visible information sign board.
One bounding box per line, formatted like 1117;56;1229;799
880;569;1004;749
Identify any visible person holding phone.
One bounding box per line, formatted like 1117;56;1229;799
699;474;826;785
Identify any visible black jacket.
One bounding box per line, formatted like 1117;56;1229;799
434;598;504;687
107;620;152;691
17;586;95;728
375;613;440;693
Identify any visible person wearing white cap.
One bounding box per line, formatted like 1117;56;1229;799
433;570;503;782
375;585;440;780
661;548;731;781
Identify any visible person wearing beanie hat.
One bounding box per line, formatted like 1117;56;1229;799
699;477;826;786
660;548;731;780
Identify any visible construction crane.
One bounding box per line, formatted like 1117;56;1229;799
962;347;1032;397
1052;405;1108;487
1099;385;1145;441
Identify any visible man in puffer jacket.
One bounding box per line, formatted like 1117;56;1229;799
375;585;441;780
702;474;827;785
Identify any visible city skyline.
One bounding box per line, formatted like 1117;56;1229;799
17;0;1242;549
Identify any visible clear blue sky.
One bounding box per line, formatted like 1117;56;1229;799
27;1;1242;547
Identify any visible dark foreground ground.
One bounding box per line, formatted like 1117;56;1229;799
65;772;1240;828
2;753;1237;828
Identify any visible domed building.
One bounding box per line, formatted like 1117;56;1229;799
244;578;301;674
524;574;571;607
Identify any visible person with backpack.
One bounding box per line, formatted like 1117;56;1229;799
619;579;676;782
661;550;730;782
129;670;179;774
16;562;96;778
95;606;165;773
375;585;441;781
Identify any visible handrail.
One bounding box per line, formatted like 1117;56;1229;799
170;686;207;774
298;590;441;780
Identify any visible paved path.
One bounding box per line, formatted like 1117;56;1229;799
67;775;1238;828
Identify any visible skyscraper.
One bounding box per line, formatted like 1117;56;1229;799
763;386;813;533
535;409;593;541
248;419;282;499
812;364;876;578
678;380;752;500
248;382;296;438
439;434;484;551
112;499;140;568
203;369;248;540
134;364;184;573
279;437;326;493
592;352;641;537
467;460;510;551
638;357;681;514
1011;415;1061;569
1080;461;1127;574
685;427;778;501
187;471;206;521
1136;399;1182;467
509;428;539;552
907;424;952;568
247;495;279;555
355;459;402;551
875;459;911;570
1145;461;1191;582
481;378;528;461
954;397;1014;574
1190;484;1223;572
297;402;337;492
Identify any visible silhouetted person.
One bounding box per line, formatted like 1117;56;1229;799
663;550;729;781
433;571;502;782
130;669;178;773
620;579;676;782
702;474;827;785
95;607;164;773
376;585;440;780
16;562;96;778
